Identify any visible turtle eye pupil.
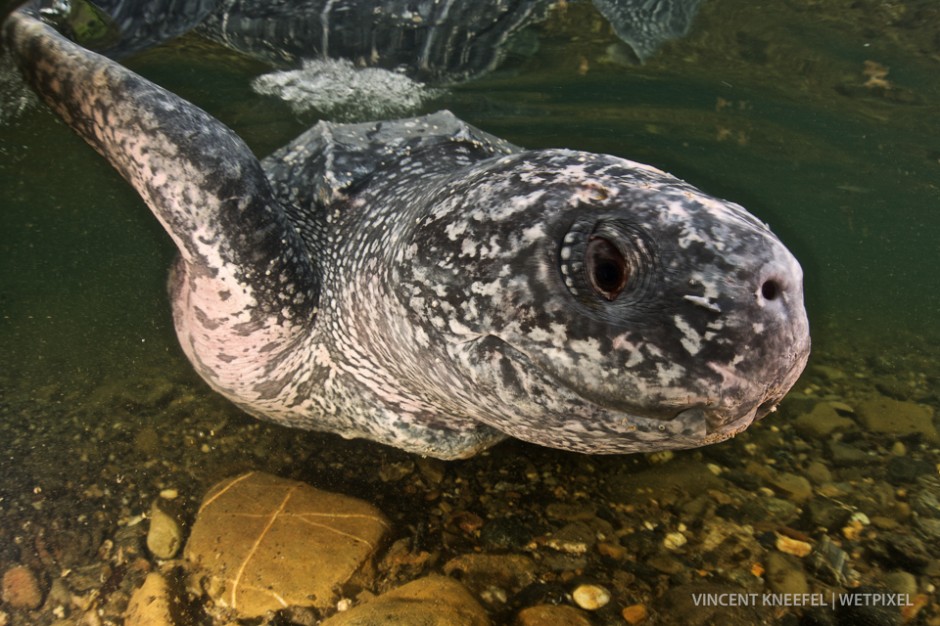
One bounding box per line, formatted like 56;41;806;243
586;237;629;301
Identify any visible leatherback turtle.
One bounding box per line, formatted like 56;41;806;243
16;0;706;120
28;0;704;68
4;7;810;459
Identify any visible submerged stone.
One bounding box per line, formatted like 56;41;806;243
124;573;176;626
855;395;938;443
319;576;489;626
184;472;390;618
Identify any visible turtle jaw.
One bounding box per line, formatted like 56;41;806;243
457;324;810;455
457;334;732;454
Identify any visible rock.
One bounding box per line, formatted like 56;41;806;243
854;395;938;443
807;535;853;585
516;604;591;626
827;440;872;466
647;555;685;575
147;501;183;560
1;565;43;610
882;571;917;597
811;365;846;381
885;457;934;484
443;553;538;597
571;584;610;610
596;541;627;560
873;533;930;573
804;461;833;485
766;471;814;502
607;460;725;505
765;552;808;595
739;495;800;524
699;520;762;566
545;503;597;522
913;517;940;542
622;604;649;624
124;573;176;626
320;576;489;626
184;471;390;618
792;403;855;438
722;469;763;491
911;478;940;518
800;499;852;532
775;534;812;558
415;457;446;485
545;521;600;555
479;518;532;551
663;532;687;550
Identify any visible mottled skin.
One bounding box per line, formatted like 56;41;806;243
31;0;703;70
4;8;809;459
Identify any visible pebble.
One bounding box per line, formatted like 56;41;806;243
1;565;43;610
801;499;852;531
876;533;930;573
767;471;814;502
663;532;687;550
883;570;917;597
319;576;489;626
886;456;934;484
804;461;832;485
765;552;809;595
807;535;852;584
622;604;648;624
442;553;538;595
792;403;854;438
855;394;939;443
124;573;175;626
571;584;610;610
146;501;183;559
545;521;597;555
775;534;812;557
827;440;872;466
516;604;591;626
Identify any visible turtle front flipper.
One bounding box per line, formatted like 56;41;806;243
3;8;321;409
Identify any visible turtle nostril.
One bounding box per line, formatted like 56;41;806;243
761;279;780;301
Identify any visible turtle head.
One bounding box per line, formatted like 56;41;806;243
403;149;810;454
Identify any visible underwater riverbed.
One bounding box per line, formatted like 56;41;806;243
1;0;939;625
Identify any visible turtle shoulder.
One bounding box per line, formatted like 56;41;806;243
261;110;519;215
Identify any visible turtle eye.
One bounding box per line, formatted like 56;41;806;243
586;236;629;301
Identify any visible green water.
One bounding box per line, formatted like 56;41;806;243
2;0;938;392
0;8;936;405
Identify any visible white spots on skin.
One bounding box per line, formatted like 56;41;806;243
471;279;501;297
625;349;645;369
683;294;721;314
673;315;702;356
569;337;604;361
448;318;476;337
655;362;686;386
460;238;477;257
444;220;467;240
520;223;545;246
